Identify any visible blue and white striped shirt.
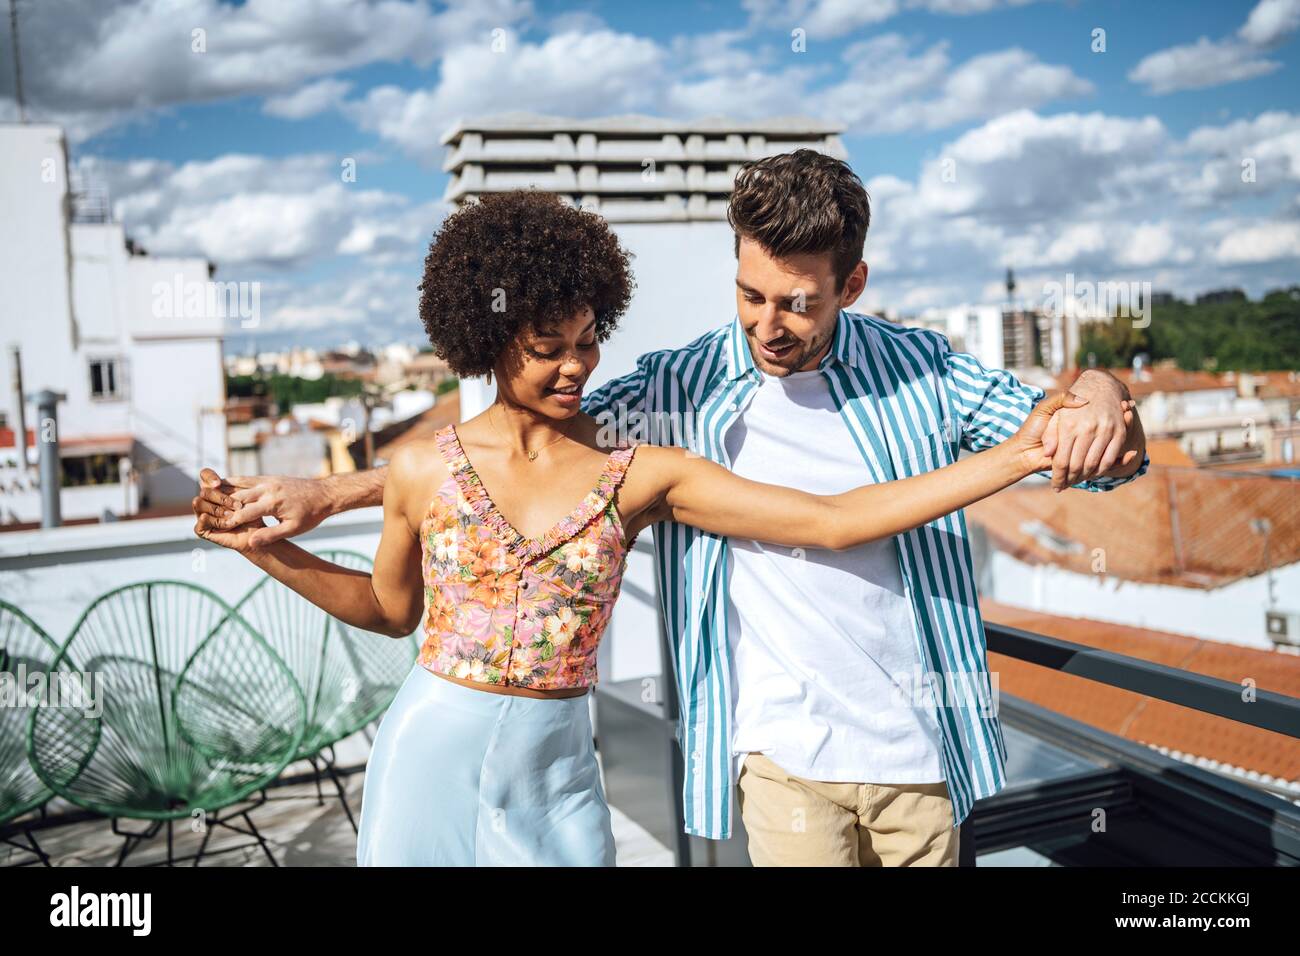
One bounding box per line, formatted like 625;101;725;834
582;309;1149;840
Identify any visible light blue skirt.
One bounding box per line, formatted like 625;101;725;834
356;662;616;866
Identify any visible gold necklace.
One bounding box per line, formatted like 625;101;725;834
489;405;569;461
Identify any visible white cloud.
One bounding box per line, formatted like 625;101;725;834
1129;0;1300;94
75;152;441;269
1239;0;1300;46
1215;221;1300;263
1128;37;1281;95
741;0;1039;39
263;269;422;336
848;106;1298;314
1;2;1094;148
0;0;532;141
1178;111;1300;204
1115;223;1189;268
902;110;1167;221
342;28;1091;155
342;29;665;156
742;0;899;38
823;42;1091;133
263;78;354;119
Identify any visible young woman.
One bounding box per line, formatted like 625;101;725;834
194;190;1129;866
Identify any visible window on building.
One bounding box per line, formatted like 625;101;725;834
61;453;126;487
89;358;125;400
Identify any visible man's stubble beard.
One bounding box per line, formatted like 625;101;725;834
750;324;832;376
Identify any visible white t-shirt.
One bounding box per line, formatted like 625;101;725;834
724;366;946;784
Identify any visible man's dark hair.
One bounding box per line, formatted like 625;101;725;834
727;148;870;290
418;190;633;378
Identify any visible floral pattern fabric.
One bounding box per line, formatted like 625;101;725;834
417;424;639;689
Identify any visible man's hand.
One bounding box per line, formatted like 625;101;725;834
193;468;335;549
1040;369;1141;491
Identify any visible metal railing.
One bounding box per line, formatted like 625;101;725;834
984;621;1300;740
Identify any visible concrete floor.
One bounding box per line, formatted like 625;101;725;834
3;730;675;867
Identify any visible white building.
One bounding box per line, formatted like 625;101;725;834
0;124;227;525
905;304;1006;369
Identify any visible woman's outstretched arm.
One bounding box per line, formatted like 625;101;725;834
193;447;426;638
633;392;1136;551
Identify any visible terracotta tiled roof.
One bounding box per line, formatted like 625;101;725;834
1;430;131;452
58;434;135;455
983;599;1300;783
1252;371;1300;399
967;464;1300;589
365;390;462;463
0;427;36;450
405;353;451;373
1143;437;1195;467
1057;367;1229;400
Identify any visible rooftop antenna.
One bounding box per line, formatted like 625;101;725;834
8;0;26;123
1005;266;1016;310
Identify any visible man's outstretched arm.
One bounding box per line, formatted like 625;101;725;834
939;339;1148;492
194;466;388;549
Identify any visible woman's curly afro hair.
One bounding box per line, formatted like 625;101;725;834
418;190;634;378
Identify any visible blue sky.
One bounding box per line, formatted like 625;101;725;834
3;0;1298;351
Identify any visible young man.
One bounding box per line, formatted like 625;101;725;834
196;149;1147;866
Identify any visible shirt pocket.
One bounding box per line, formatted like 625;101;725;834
894;426;952;475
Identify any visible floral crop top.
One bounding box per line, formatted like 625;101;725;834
416;424;640;690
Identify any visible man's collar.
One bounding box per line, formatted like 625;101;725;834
724;308;863;381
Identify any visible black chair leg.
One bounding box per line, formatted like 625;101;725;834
324;761;359;833
1;829;51;866
310;755;326;807
113;818;162;867
241;810;279;867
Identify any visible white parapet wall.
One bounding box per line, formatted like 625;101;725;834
0;510;665;685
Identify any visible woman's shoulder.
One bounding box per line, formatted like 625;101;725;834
387;436;453;491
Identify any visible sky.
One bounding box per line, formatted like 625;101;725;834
2;0;1298;352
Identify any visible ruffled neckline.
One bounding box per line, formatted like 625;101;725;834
435;424;636;561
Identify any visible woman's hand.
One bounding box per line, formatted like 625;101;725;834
193;467;336;549
1012;391;1138;485
192;497;267;555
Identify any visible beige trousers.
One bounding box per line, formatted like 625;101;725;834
737;752;959;867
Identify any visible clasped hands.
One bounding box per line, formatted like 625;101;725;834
1013;369;1141;490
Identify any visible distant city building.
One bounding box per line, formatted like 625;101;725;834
401;351;453;391
0;124;227;527
896;302;1093;376
1195;288;1248;305
1001;308;1042;370
903;305;1006;369
1057;362;1299;468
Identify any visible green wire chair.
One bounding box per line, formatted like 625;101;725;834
26;581;306;866
1;600;67;866
233;549;419;830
